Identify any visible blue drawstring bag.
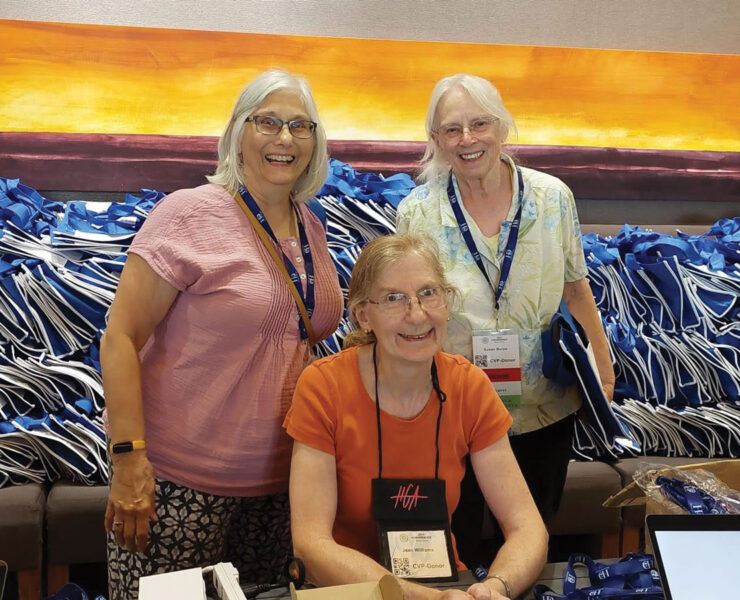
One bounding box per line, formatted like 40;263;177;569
542;300;640;454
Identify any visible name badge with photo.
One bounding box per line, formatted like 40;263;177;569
472;329;522;408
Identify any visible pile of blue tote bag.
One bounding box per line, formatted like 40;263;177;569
0;160;738;487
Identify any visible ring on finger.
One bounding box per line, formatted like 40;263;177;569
113;520;124;527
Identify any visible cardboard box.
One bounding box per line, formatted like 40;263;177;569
603;459;740;552
290;574;403;600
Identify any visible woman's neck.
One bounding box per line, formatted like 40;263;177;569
245;182;297;239
454;159;513;237
455;158;511;207
360;345;434;419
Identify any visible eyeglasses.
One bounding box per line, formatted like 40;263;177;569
246;115;317;139
367;287;448;316
435;117;498;142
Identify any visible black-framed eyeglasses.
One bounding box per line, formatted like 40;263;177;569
367;286;448;316
246;115;317;139
434;117;498;142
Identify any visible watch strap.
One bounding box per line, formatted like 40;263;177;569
109;440;146;455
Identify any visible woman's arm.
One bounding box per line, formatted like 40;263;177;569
466;437;548;600
290;442;471;600
101;253;178;552
563;278;615;401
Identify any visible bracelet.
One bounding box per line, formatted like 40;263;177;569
109;440;146;455
485;573;511;599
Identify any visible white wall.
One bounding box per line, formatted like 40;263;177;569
1;0;738;54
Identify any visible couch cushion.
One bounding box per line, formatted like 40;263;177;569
46;482;109;565
0;483;45;570
550;461;622;536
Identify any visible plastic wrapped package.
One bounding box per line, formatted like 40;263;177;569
633;462;740;515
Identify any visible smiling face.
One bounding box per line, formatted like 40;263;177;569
240;90;315;199
354;252;449;367
432;85;503;184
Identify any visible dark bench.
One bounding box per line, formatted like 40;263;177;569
0;483;45;600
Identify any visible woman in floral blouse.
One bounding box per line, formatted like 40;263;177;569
396;73;614;567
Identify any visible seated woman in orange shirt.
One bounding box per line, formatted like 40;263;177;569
284;234;547;600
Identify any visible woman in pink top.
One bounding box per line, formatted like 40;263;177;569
101;70;343;599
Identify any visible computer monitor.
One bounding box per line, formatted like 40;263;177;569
646;513;740;600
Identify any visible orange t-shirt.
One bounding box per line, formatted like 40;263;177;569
284;346;513;567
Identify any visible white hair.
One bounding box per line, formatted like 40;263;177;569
207;69;328;202
417;74;517;184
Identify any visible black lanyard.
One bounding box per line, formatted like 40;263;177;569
446;166;524;310
237;185;316;340
372;344;446;480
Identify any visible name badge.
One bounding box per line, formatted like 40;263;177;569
372;478;458;582
385;530;451;579
472;329;522;409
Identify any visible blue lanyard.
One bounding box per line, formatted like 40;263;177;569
237;185;316;341
446;166;524;310
656;475;727;514
534;552;663;599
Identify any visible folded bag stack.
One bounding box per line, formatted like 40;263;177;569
1;165;738;487
0;177;163;487
575;222;740;459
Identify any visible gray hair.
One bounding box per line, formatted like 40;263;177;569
207;69;328;202
417;73;517;184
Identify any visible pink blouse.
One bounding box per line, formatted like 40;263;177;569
128;183;343;496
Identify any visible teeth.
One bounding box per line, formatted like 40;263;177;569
461;151;483;160
402;332;429;339
266;154;294;163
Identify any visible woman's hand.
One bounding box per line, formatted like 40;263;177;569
104;452;157;553
466;580;509;599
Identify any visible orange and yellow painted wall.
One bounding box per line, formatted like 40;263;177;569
1;18;739;151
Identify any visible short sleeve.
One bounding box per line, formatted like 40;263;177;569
283;364;338;456
560;186;588;282
463;364;514;454
127;191;204;291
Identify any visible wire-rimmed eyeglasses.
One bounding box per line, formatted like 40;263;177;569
366;287;448;316
434;117;498;142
